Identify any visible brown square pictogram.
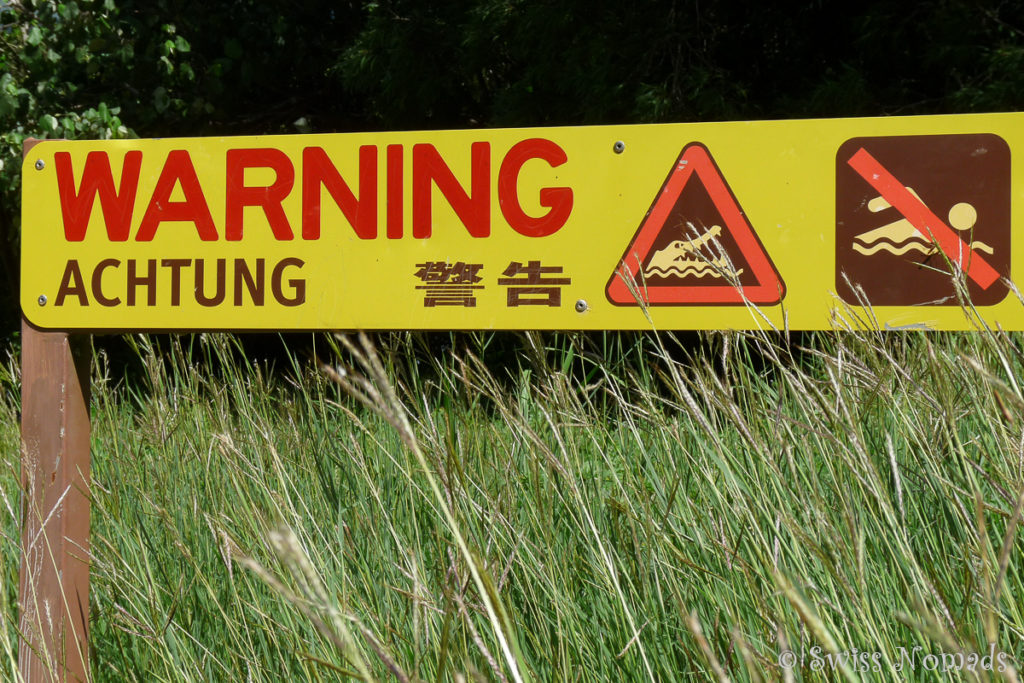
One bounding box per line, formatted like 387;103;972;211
836;134;1010;306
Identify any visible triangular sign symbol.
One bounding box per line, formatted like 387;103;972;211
606;143;785;306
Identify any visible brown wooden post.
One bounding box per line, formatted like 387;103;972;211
20;139;91;682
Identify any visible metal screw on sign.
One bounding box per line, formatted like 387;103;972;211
37;294;47;306
575;299;588;313
34;159;45;170
613;141;625;154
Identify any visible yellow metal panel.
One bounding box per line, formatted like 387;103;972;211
20;113;1024;330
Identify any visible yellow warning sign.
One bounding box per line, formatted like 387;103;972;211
19;113;1024;331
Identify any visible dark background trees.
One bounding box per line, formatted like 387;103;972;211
3;0;1023;335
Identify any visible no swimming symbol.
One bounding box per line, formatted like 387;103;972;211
836;134;1010;307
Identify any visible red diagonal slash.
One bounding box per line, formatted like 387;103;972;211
847;147;1000;289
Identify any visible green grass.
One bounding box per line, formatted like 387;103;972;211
1;326;1023;681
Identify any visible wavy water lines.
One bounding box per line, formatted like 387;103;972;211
853;239;994;257
645;260;745;279
644;255;743;280
853;240;933;256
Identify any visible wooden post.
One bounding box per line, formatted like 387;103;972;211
20;139;91;682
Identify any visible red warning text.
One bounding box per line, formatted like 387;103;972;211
53;139;574;243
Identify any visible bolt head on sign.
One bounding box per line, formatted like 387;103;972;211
835;134;1010;306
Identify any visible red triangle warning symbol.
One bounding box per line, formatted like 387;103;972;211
606;143;785;306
